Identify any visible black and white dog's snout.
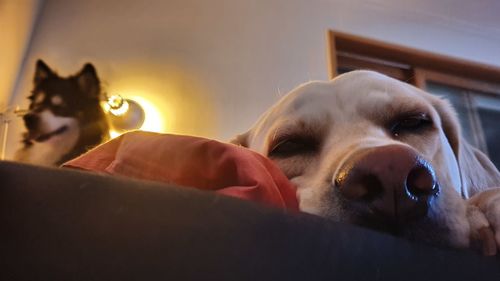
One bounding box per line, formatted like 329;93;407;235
22;111;70;142
334;145;439;224
23;113;39;130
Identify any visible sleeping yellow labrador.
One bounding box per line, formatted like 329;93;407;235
232;70;500;255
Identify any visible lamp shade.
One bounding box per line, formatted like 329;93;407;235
105;96;145;131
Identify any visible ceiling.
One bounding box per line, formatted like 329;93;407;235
0;0;41;111
363;0;500;40
1;0;499;111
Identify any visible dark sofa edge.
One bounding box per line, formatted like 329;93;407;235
1;160;499;280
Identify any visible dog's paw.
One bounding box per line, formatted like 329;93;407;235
466;188;500;256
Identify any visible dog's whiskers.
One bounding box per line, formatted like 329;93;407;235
276;87;283;98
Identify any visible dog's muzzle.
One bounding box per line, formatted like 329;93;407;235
22;112;69;142
23;113;39;130
334;145;439;224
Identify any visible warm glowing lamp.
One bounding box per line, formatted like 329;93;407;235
104;95;145;133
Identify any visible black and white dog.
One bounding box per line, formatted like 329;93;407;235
14;60;109;166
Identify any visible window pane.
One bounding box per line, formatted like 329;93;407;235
425;82;476;147
474;94;500;170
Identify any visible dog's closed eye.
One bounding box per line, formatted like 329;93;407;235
389;113;433;137
268;136;319;158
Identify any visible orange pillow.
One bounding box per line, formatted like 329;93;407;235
63;131;299;211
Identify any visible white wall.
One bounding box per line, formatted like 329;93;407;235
5;0;500;158
0;0;41;110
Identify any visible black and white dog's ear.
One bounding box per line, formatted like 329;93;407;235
34;59;53;84
76;63;101;98
432;96;500;198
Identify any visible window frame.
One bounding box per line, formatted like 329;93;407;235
327;29;500;161
327;30;500;88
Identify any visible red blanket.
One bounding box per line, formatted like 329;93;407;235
64;131;299;211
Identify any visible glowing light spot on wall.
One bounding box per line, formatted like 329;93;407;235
128;95;166;133
109;130;122;139
104;67;212;138
103;93;167;139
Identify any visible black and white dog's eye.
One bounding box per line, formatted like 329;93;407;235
268;137;318;158
51;95;66;107
391;114;432;136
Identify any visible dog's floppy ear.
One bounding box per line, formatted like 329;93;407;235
34;59;53;84
432;97;500;198
229;132;249;147
76;63;101;98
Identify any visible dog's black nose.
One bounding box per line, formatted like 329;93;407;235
334;145;438;222
23;114;39;129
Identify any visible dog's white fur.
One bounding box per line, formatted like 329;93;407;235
14;109;80;166
232;70;500;251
